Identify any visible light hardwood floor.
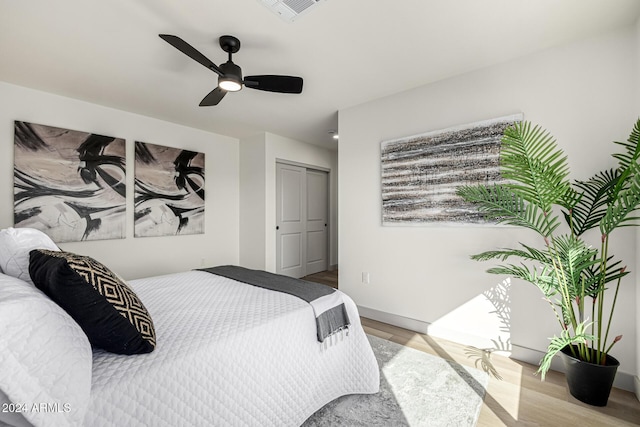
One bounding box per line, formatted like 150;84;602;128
305;270;640;426
302;269;338;289
363;317;640;426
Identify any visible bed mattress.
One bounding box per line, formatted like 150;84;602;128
84;270;379;426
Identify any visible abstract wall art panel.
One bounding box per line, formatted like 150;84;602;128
381;114;523;225
14;121;126;242
134;141;205;237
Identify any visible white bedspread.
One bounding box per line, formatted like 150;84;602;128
84;271;379;427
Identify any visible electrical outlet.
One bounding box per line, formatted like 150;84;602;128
362;272;370;285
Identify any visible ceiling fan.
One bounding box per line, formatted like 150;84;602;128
159;34;303;106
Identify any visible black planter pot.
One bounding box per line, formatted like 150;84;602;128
559;345;620;406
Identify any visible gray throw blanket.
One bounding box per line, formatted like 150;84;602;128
199;265;350;343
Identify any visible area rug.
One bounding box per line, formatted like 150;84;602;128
303;334;489;427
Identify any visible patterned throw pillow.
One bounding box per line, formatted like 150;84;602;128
29;249;156;355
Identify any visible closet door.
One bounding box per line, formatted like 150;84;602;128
276;163;329;278
276;163;306;278
305;169;328;275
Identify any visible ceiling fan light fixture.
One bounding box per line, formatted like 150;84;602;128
219;60;243;92
219;77;242;92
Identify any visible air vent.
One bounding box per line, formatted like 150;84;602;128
259;0;327;22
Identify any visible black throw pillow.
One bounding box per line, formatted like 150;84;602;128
29;249;156;355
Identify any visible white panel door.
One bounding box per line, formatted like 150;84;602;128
276;163;306;278
306;169;328;275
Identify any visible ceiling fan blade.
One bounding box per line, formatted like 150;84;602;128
159;34;223;76
199;87;227;106
244;75;303;94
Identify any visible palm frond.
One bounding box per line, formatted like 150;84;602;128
486;264;557;297
612;118;640;172
457;184;560;236
601;162;640;235
471;244;550;264
609;118;640;201
550;235;599;299
559;186;581;216
538;321;594;380
566;169;620;236
583;255;629;296
500;122;571;212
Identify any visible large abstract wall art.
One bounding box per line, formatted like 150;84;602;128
134;141;205;237
381;114;523;225
14;121;126;242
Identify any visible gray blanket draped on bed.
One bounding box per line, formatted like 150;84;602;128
199;265;350;342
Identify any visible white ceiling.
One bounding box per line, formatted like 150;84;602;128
1;0;639;150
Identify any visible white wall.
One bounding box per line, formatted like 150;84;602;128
239;133;267;270
240;132;338;273
0;81;240;280
339;25;639;387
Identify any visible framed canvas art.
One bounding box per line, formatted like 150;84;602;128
381;114;523;225
14;121;126;242
134;141;205;237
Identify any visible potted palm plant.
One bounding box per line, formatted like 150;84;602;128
457;119;640;406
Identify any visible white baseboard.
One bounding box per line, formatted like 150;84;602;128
358;305;636;394
328;264;338;271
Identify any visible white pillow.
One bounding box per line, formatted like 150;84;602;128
0;227;59;285
0;273;92;427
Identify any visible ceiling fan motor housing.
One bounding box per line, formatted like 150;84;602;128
219;61;243;90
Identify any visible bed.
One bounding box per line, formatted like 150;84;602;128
0;228;380;427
